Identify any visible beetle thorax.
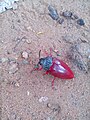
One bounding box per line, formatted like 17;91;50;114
39;56;53;70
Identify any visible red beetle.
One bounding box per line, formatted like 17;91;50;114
32;49;74;86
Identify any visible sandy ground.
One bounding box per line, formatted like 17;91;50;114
0;0;90;120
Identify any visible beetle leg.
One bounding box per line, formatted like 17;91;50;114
52;77;56;87
43;71;49;76
38;67;43;71
31;66;42;73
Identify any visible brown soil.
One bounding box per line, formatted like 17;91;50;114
0;0;90;120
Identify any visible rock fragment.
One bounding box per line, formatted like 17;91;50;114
57;17;64;24
0;57;8;63
62;10;72;18
68;42;90;73
8;61;19;74
21;51;29;59
71;14;78;20
22;59;29;64
47;103;61;113
25;39;32;44
0;0;19;13
39;96;48;103
48;5;59;20
77;19;85;26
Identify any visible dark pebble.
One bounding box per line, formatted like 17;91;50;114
47;103;61;113
77;19;85;26
71;14;79;20
48;5;59;20
17;19;21;23
62;11;72;18
57;18;64;24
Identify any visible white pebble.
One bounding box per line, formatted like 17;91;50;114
27;91;30;96
14;82;20;87
26;39;32;44
22;51;29;59
39;96;48;103
0;57;8;63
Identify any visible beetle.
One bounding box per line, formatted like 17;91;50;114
32;49;74;87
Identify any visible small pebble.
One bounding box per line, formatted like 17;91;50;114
48;5;59;20
22;59;29;64
10;113;17;119
27;91;30;96
21;51;29;59
8;58;17;63
88;55;90;59
77;19;85;26
14;82;20;87
71;14;78;20
57;17;64;24
9;62;19;74
25;39;32;44
62;10;72;18
47;103;61;113
47;117;52;120
39;96;48;103
0;57;8;63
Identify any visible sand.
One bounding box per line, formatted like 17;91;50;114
0;0;90;120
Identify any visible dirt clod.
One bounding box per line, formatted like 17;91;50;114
68;42;90;72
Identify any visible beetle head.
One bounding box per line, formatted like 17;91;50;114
38;50;53;70
38;58;45;66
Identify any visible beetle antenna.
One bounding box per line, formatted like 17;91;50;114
39;50;41;59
